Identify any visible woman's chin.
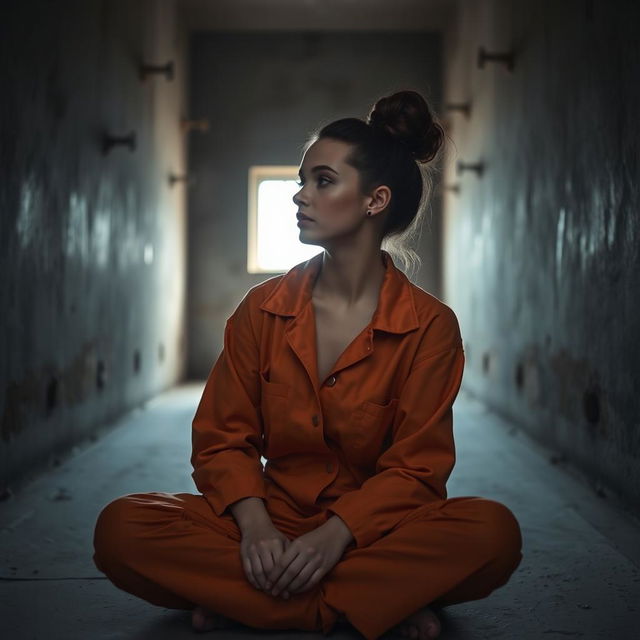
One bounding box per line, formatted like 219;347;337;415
297;232;323;247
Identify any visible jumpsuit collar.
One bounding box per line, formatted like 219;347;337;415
259;249;419;335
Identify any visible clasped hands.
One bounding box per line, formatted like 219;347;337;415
239;516;353;599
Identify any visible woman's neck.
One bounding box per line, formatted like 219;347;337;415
313;248;386;307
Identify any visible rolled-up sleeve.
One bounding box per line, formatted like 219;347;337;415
190;292;267;517
326;308;465;548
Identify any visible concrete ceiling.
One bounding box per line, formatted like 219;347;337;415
178;0;456;31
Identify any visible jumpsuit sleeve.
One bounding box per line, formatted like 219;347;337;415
325;307;465;548
190;292;267;518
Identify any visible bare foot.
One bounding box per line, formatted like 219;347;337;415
393;605;441;639
191;605;238;632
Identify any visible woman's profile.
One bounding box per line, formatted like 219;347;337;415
93;89;523;640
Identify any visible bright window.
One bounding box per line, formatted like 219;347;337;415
247;165;321;273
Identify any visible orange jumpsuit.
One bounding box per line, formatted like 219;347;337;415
93;249;523;639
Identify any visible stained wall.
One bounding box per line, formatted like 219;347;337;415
0;0;188;492
442;0;640;509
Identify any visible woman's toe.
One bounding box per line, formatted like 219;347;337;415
191;606;216;632
423;611;441;638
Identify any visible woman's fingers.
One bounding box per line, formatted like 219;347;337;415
244;538;286;591
237;523;294;593
242;552;260;590
248;546;269;590
270;552;310;596
288;564;324;595
268;540;286;582
285;558;321;594
258;545;276;588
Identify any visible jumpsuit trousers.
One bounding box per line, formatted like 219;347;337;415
92;490;523;640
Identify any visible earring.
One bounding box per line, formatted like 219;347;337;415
366;210;372;216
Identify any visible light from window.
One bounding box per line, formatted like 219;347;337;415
248;165;321;273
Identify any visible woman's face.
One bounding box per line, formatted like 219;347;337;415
292;138;372;247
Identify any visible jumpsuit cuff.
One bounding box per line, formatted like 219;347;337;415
324;504;379;549
203;477;268;517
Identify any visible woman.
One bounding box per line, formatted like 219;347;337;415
93;90;523;640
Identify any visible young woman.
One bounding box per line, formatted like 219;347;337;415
93;90;523;640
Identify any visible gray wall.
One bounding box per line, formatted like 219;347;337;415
0;0;188;492
442;0;640;510
187;31;443;377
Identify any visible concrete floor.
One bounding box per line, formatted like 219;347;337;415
1;383;639;639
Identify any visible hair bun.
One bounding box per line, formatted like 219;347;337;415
367;90;444;163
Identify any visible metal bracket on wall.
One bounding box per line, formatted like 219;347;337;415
102;131;136;155
181;118;210;134
168;172;196;188
441;183;461;196
139;60;174;81
445;102;472;119
477;46;515;72
456;160;485;178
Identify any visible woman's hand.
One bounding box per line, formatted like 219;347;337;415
264;517;353;599
239;519;292;592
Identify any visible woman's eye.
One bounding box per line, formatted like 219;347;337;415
295;176;331;187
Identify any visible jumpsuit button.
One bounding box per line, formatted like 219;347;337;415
326;462;334;473
326;375;336;387
311;414;319;427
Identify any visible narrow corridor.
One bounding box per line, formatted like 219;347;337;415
2;0;639;638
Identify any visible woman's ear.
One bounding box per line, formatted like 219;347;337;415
367;184;392;215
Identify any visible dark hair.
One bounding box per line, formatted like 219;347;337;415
304;90;445;276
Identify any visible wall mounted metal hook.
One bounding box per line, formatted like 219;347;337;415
456;160;485;177
477;46;515;72
443;183;461;195
102;131;136;155
181;118;210;134
168;172;196;188
445;102;472;119
139;60;174;81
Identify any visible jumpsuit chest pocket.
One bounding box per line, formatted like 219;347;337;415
259;370;290;399
349;397;400;465
259;370;290;456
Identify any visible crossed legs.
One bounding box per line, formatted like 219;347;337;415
93;492;522;639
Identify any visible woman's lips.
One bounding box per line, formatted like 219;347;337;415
296;213;314;225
